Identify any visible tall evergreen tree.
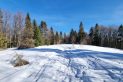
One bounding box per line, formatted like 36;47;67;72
69;29;75;44
40;21;50;45
104;35;109;47
50;27;54;45
40;21;47;37
19;13;34;48
40;21;47;31
92;24;100;46
60;31;63;44
89;27;94;45
55;32;59;44
117;25;123;49
63;33;68;44
33;20;42;46
78;22;85;44
0;9;3;32
74;30;78;44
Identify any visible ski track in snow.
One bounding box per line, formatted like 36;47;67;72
0;44;123;82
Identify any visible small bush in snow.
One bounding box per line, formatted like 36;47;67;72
11;53;29;67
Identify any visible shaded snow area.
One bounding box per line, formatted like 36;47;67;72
0;44;123;82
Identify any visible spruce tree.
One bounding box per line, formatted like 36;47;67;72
0;9;3;32
40;21;49;45
63;33;67;43
55;32;59;44
92;24;100;46
40;21;47;31
78;22;85;44
74;30;78;43
33;20;42;46
40;21;47;37
69;29;76;44
50;27;54;45
117;25;123;49
89;27;94;44
60;31;63;44
19;13;34;49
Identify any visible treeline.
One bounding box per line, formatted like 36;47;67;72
65;23;123;50
0;9;123;49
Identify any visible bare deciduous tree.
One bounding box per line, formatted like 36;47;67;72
13;12;24;47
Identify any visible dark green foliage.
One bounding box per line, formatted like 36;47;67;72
59;31;63;44
33;20;42;46
103;35;108;47
19;13;34;49
0;8;123;50
69;29;77;44
40;21;47;31
40;21;47;36
89;27;94;44
0;9;3;32
78;22;85;44
117;25;123;49
92;24;100;46
50;27;55;45
34;28;42;46
63;33;69;44
39;21;49;45
55;32;59;44
24;13;34;39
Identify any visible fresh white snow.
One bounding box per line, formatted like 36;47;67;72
0;44;123;82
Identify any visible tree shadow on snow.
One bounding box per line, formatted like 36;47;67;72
16;47;123;81
16;48;123;60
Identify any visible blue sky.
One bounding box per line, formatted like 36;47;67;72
0;0;123;33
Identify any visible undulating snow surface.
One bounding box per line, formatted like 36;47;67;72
0;44;123;82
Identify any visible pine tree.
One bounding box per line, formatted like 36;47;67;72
19;13;34;49
40;21;50;45
63;33;67;43
59;31;63;44
111;29;117;48
69;29;76;44
34;28;42;46
40;21;47;37
0;9;3;32
117;25;123;49
50;27;54;45
74;30;78;44
89;27;94;44
33;20;42;46
78;22;85;44
103;35;108;47
40;21;47;31
55;32;59;44
92;24;100;46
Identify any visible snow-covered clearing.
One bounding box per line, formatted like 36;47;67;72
0;44;123;82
